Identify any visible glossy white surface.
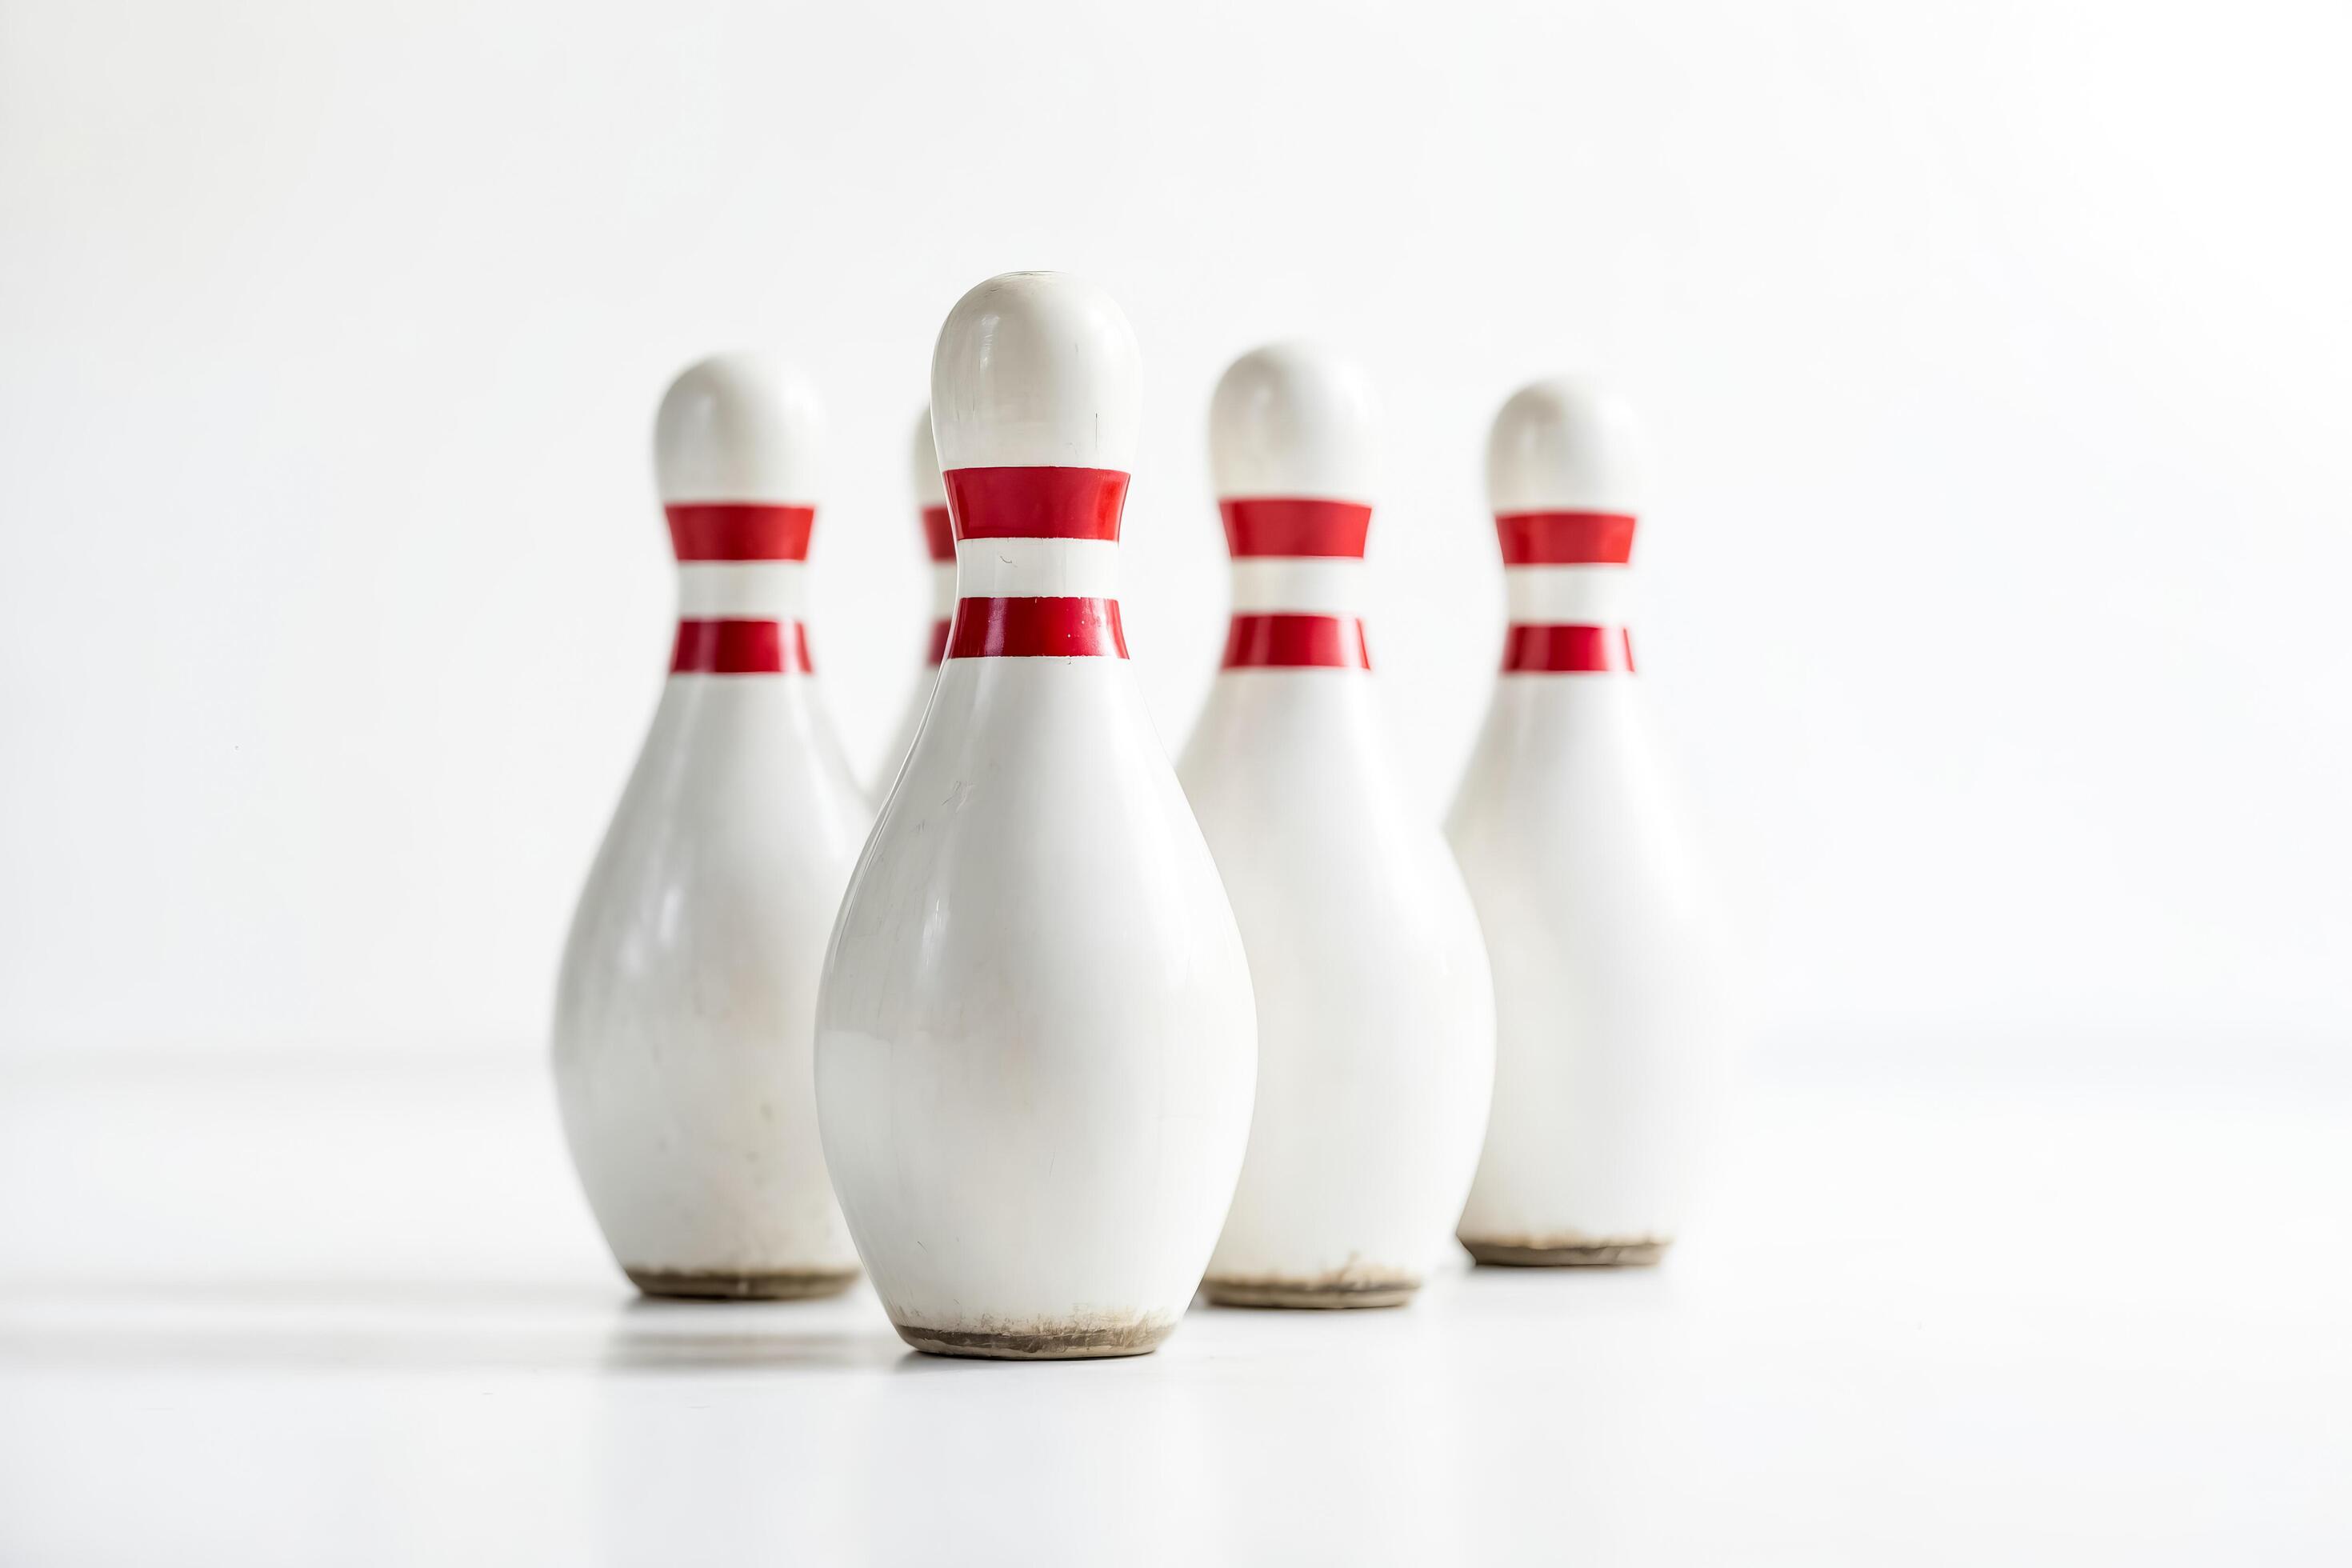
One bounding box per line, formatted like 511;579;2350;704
654;354;826;504
1451;676;1733;1252
1182;669;1494;1301
928;272;1141;472
553;674;869;1284
3;1055;2342;1566
818;657;1257;1353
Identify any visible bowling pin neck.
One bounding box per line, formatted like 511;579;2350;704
1495;507;1637;675
662;501;818;677
940;466;1131;661
1213;496;1374;673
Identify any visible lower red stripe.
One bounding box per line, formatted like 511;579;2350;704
670;619;814;674
1222;613;1371;670
925;618;950;666
1502;624;1634;673
946;598;1127;659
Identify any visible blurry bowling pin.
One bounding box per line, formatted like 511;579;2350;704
1450;378;1730;1266
874;407;954;795
1179;343;1494;1309
553;354;869;1299
815;272;1257;1359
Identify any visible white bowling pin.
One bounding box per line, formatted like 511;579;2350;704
815;272;1258;1359
553;354;870;1299
1450;378;1731;1266
1179;343;1494;1309
874;406;954;798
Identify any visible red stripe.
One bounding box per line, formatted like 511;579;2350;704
925;617;950;666
670;619;814;674
1502;625;1634;673
1219;498;1372;559
666;503;815;562
945;467;1128;542
920;505;955;562
1495;511;1636;566
1222;613;1371;670
946;598;1127;659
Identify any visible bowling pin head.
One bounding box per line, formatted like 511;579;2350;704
651;354;826;674
1205;342;1378;670
1486;378;1646;674
1486;378;1643;519
1210;342;1379;506
655;354;826;512
929;274;1137;659
931;272;1139;472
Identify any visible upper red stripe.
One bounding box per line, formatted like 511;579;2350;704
666;503;815;562
1495;511;1637;566
945;467;1128;542
946;597;1127;659
1219;498;1372;559
1502;624;1634;674
920;505;956;562
670;619;814;674
1222;614;1371;670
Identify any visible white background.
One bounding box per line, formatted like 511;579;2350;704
4;0;2350;1078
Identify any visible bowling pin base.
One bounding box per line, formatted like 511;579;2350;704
1201;1277;1419;1310
893;1318;1176;1362
626;1266;862;1302
1460;1237;1671;1268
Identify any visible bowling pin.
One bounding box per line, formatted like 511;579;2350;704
553;354;869;1299
815;272;1258;1359
1178;343;1494;1309
1450;378;1731;1266
874;406;954;796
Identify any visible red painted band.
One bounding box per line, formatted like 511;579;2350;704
946;597;1128;659
925;617;950;666
1219;498;1372;559
670;619;814;674
944;467;1128;542
1495;511;1637;566
1222;613;1371;670
920;505;955;562
666;503;816;562
1502;624;1634;674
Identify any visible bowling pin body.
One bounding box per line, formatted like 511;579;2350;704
816;273;1257;1359
874;408;954;798
1179;344;1494;1309
1450;379;1730;1266
554;355;868;1299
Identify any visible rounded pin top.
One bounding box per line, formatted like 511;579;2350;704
910;406;947;507
1210;342;1378;503
1486;378;1644;515
930;272;1141;472
654;353;825;505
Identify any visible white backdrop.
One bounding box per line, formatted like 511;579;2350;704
2;0;2346;1074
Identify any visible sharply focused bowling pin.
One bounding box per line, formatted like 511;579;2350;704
1450;378;1731;1266
874;407;954;796
553;354;869;1299
815;272;1258;1359
1179;343;1494;1309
